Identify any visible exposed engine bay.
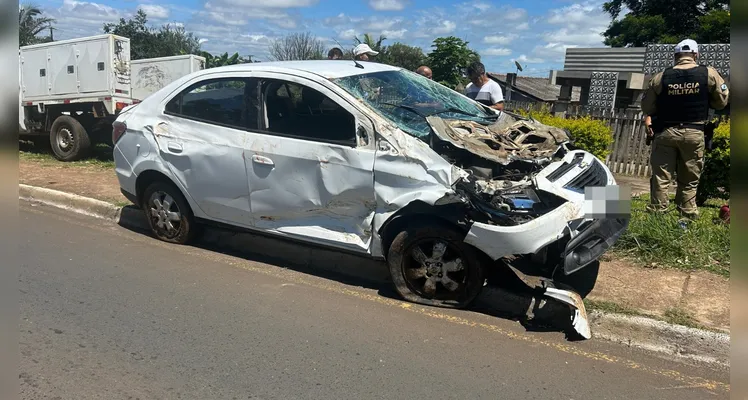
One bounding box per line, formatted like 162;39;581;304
426;112;574;226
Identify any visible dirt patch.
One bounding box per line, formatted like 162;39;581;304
588;259;688;318
682;271;730;332
20;158;127;205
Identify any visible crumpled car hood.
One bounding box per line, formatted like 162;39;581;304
426;112;571;165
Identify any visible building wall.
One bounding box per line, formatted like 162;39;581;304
563;48;646;73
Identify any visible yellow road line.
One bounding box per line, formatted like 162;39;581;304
22;203;730;393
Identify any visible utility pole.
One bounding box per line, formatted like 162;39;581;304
49;27;54;41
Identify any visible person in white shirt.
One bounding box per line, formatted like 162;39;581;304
464;61;504;111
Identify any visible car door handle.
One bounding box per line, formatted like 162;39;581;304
251;154;274;166
167;142;183;153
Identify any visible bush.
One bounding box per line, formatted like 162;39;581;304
696;120;730;205
516;110;614;161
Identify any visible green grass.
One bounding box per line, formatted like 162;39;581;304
612;194;730;278
663;308;705;330
585;300;716;331
19;141;115;169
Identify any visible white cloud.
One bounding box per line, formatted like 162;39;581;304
364;18;401;31
138;4;170;20
431;20;456;35
503;6;528;21
548;2;600;24
368;0;408;11
241;34;270;41
466;5;529;27
215;0;317;7
382;29;407;40
513;54;545;64
483;47;512;57
483;34;518;45
515;22;530;31
542;28;604;47
337;29;357;40
474;2;491;11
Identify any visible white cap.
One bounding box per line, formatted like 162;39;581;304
353;43;379;57
675;39;699;54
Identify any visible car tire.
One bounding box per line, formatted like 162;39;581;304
387;223;484;309
49;115;91;161
142;181;197;245
552;260;600;299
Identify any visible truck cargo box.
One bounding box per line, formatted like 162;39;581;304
20;34;131;104
131;54;206;101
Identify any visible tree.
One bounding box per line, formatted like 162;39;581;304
602;0;730;47
427;36;480;89
154;24;201;58
354;33;387;53
19;4;54;46
103;10;202;60
268;32;325;61
378;42;427;72
200;51;255;68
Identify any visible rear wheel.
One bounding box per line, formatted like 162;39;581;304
49;115;91;161
387;224;484;309
142;181;197;245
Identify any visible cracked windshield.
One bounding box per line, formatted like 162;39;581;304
334;71;497;138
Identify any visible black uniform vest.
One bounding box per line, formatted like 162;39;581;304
656;65;709;124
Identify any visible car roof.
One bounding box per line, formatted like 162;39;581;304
207;60;403;79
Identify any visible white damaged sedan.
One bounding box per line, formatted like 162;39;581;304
113;60;629;338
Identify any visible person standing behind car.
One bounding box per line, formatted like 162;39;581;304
353;44;378;61
416;66;433;79
641;39;729;220
328;47;344;60
464;61;504;111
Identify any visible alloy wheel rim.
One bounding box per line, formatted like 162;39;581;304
149;191;183;239
403;238;467;299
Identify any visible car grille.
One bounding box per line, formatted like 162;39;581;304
564;159;608;191
546;153;584;182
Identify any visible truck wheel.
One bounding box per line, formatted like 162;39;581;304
49;115;91;161
387;224;484;309
552;260;600;298
142;181;197;245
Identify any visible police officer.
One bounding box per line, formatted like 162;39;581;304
641;39;729;219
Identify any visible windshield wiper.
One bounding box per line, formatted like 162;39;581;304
378;102;428;118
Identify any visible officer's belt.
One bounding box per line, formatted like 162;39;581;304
661;122;706;131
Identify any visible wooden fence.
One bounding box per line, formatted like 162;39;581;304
505;102;652;177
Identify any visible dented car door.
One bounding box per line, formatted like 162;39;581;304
152;76;255;226
245;75;377;253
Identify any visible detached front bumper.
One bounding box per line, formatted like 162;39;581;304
562;217;629;275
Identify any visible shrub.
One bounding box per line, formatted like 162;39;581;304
515;110;614;161
696;120;730;205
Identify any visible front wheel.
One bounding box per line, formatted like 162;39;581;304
387;224;485;309
142;181;197;245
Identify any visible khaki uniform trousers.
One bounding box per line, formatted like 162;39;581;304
647;127;705;218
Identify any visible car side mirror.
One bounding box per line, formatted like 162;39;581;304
357;125;369;146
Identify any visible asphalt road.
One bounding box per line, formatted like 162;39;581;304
19;202;730;399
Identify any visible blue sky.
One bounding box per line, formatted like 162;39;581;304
37;0;615;76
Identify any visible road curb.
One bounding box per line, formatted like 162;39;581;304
19;184;730;369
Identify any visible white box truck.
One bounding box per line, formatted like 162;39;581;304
19;34;133;161
130;54;205;101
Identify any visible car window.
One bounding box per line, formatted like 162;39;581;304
165;78;259;130
262;79;356;145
